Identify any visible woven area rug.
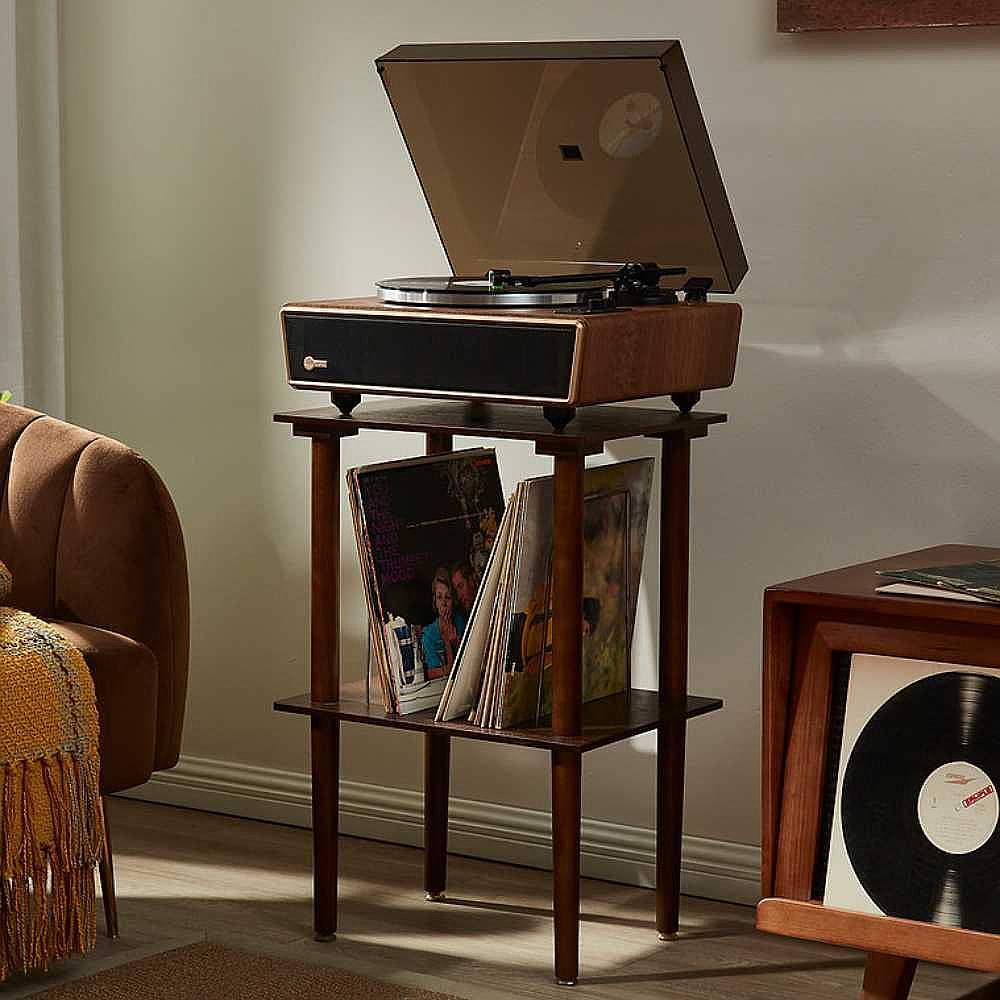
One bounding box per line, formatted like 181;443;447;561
30;942;463;999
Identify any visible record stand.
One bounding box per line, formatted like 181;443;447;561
759;545;1000;1000
273;398;727;985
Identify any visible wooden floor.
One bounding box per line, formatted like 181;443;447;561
4;798;997;999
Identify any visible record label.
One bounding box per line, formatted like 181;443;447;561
917;761;998;855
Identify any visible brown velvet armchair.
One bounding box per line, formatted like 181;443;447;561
0;402;189;936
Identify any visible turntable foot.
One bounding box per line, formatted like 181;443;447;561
331;391;362;416
543;406;576;431
670;391;701;414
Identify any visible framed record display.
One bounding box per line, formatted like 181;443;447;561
778;1;1000;30
769;618;1000;908
823;654;1000;933
760;549;1000;996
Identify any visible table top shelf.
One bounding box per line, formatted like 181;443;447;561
274;399;726;452
274;688;723;753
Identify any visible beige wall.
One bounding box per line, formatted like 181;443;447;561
59;0;1000;862
4;0;64;417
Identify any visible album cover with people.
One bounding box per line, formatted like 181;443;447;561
348;448;505;714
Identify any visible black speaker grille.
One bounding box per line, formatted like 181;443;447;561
283;312;575;401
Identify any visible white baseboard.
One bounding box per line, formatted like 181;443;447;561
118;754;761;906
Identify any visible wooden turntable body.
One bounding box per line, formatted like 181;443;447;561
281;296;742;411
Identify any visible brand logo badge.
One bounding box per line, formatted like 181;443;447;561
303;356;328;372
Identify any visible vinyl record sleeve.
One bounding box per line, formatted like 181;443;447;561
437;458;653;728
350;448;505;714
435;486;520;722
824;654;1000;930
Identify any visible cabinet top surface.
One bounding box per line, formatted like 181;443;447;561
766;543;1000;623
274;399;726;448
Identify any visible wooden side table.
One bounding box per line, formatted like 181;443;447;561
273;399;726;985
758;544;1000;999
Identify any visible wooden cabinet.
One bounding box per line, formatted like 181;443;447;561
760;545;1000;998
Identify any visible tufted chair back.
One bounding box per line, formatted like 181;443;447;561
0;403;189;771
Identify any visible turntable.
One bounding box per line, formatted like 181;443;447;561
281;41;747;430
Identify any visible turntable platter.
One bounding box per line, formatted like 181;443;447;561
376;276;614;308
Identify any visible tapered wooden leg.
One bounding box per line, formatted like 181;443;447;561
861;952;917;1000
97;796;119;939
656;719;686;939
552;750;582;986
423;432;453;902
547;446;584;984
311;716;340;939
657;432;691;939
310;433;342;941
424;733;450;900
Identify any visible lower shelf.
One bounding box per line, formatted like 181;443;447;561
274;688;723;753
756;898;1000;973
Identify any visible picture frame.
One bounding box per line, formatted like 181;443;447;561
778;1;1000;31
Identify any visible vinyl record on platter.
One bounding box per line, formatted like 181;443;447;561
840;670;1000;933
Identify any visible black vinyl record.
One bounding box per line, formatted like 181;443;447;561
840;670;1000;933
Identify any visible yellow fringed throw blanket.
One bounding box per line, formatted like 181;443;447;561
0;561;104;980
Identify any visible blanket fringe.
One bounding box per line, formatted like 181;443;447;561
0;749;103;980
